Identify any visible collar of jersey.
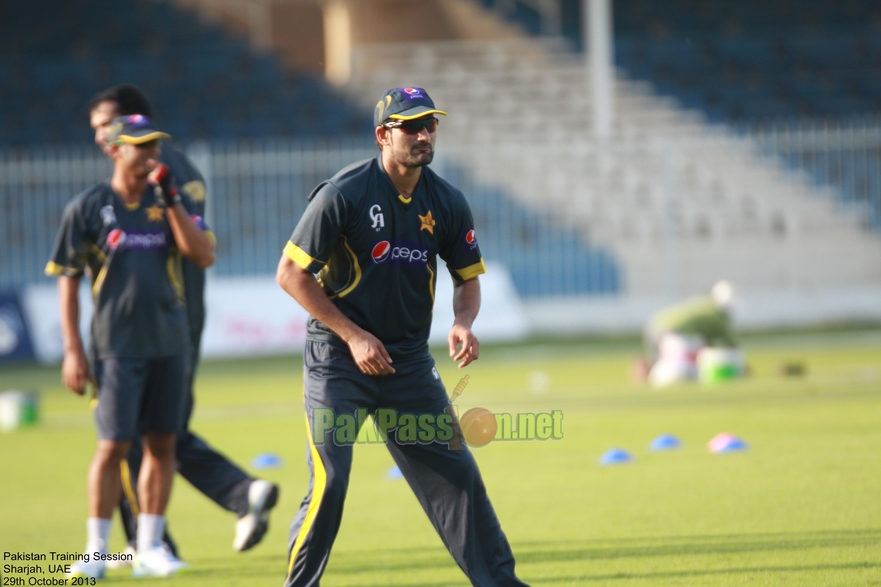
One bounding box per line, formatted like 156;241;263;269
375;157;423;207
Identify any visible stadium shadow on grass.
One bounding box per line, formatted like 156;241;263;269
320;529;880;578
511;528;881;563
328;547;462;574
538;562;880;584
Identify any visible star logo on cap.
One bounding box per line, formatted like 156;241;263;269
145;204;165;222
418;210;436;234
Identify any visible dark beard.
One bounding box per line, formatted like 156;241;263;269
398;143;434;168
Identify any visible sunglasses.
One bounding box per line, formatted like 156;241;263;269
384;117;439;134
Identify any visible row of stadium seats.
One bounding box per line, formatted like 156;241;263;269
471;0;881;240
617;39;881;123
0;0;371;147
476;0;881;46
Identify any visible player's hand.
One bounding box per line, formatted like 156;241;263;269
148;163;181;207
448;323;479;369
347;330;395;376
61;349;91;395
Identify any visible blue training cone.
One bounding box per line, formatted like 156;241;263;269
386;465;404;479
251;452;284;470
599;448;634;465
650;434;682;451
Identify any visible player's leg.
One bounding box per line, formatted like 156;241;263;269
131;355;190;578
284;341;377;587
114;439;179;563
69;357;144;580
138;432;176;515
381;357;529;587
172;336;278;551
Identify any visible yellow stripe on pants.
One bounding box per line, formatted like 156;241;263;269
286;412;328;578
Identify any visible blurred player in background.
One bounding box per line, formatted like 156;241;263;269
640;280;740;385
47;115;214;578
88;86;279;559
276;87;529;586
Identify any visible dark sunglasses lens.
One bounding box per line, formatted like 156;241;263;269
400;118;438;134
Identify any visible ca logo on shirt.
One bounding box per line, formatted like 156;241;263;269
370;204;385;231
100;205;116;226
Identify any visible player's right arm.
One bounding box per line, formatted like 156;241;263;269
278;181;394;376
58;274;90;395
276;258;394;375
45;196;94;395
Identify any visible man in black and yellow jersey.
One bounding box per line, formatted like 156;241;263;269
46;115;213;579
88;85;278;560
276;87;529;587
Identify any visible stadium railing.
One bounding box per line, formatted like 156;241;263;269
0;137;620;299
748;117;881;232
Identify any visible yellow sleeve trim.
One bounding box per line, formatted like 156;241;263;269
44;261;64;276
454;259;487;281
45;261;82;277
284;241;321;271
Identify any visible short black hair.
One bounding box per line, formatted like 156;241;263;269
88;85;153;118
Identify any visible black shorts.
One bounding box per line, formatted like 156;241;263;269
93;355;188;441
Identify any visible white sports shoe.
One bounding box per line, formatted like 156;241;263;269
132;545;190;578
105;545;136;570
233;479;279;552
67;557;106;580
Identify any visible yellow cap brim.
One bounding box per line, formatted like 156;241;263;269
117;132;171;144
388;109;448;121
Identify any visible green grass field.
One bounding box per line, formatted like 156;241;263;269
2;331;880;586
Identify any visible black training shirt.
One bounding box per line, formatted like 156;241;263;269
46;181;206;359
285;156;486;359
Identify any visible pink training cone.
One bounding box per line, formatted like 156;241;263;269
708;433;748;453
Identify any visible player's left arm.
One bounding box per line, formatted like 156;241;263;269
449;276;480;368
439;190;485;369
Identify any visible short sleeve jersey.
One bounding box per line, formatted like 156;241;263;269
284;156;486;359
45;182;198;359
163;146;209;341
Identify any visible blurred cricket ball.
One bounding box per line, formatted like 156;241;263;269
460;408;497;447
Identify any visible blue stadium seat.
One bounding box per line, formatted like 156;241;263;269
0;0;370;147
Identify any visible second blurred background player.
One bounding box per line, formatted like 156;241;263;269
88;85;279;557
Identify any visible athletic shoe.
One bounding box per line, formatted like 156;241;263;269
67;557;106;580
132;545;190;578
105;545;136;570
233;479;279;551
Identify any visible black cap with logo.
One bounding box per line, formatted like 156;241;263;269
106;114;170;145
373;87;448;127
